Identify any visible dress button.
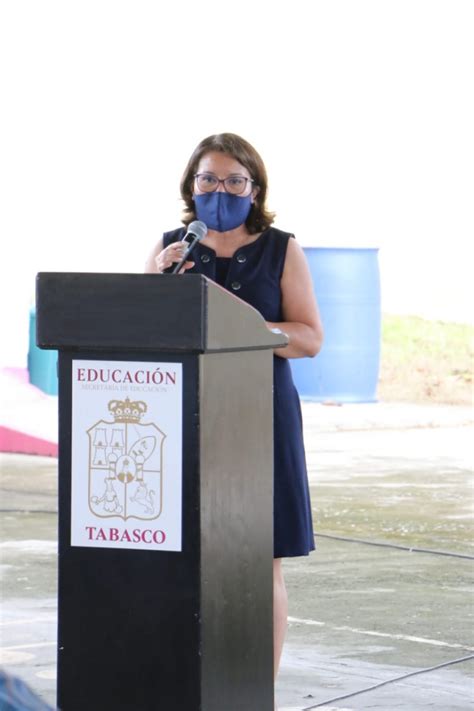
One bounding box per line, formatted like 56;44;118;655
236;253;247;263
200;253;211;263
231;281;241;291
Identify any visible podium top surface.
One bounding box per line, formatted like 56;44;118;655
36;272;288;353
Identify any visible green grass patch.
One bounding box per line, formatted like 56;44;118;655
379;315;473;404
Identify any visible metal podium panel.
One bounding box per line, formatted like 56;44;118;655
199;350;274;711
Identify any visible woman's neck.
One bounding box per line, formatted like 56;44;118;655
201;226;261;257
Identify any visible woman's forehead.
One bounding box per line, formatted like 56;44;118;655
197;150;250;177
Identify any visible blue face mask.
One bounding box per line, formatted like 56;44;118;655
194;192;252;232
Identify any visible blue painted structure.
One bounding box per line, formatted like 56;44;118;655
28;309;58;395
291;247;381;402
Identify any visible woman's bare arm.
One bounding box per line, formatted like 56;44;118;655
144;238;163;273
267;238;323;359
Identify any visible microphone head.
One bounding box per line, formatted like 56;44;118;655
187;220;208;241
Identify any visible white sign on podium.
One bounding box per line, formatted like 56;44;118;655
71;359;183;552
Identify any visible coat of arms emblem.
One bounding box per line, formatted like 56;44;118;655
87;398;165;521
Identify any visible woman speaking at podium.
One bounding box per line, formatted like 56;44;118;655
145;133;323;684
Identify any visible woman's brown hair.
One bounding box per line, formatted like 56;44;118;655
180;133;275;234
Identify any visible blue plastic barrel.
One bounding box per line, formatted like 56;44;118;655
291;247;381;402
27;309;58;396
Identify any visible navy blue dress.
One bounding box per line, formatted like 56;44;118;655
163;226;315;558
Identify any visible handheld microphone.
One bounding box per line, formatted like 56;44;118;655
164;220;208;274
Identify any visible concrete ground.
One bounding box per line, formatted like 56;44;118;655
0;402;473;710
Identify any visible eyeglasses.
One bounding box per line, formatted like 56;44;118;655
194;172;255;196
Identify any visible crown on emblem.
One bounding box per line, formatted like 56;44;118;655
108;398;147;423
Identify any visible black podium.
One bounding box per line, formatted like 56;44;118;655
36;273;287;711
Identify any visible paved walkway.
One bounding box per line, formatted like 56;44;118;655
0;402;473;709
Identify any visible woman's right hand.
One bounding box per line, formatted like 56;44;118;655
154;242;195;274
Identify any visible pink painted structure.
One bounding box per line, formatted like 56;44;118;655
0;367;58;457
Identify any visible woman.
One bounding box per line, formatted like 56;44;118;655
145;132;323;684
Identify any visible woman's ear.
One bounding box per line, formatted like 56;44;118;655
251;185;261;203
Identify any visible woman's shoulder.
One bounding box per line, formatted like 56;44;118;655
261;226;295;259
265;225;295;241
256;226;296;277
